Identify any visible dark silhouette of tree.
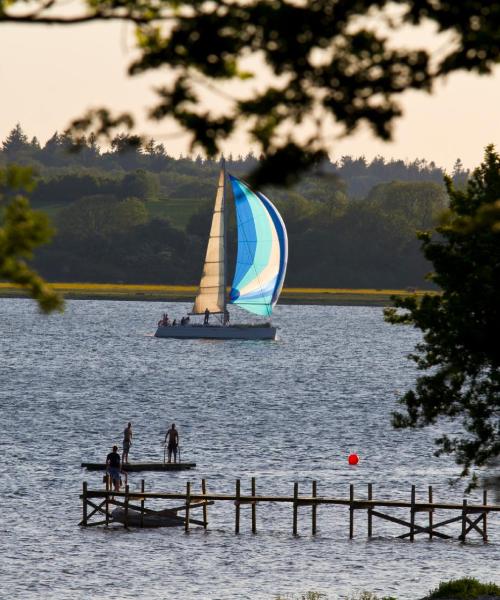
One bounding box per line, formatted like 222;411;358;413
452;158;469;187
38;132;76;167
2;124;30;156
385;145;500;483
1;1;500;184
30;136;41;151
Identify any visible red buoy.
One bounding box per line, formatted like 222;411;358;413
348;453;359;465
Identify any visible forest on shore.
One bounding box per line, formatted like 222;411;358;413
0;124;470;288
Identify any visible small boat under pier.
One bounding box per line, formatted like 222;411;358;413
110;507;186;528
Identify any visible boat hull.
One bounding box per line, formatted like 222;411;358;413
155;324;277;340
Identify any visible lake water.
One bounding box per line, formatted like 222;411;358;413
0;299;497;600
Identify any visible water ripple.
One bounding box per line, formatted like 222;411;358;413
0;299;497;599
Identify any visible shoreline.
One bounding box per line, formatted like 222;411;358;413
0;283;435;307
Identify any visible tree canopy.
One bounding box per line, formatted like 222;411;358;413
366;181;448;231
385;145;500;483
0;129;459;289
56;195;149;240
1;1;500;184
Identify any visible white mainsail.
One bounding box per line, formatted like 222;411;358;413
192;163;226;314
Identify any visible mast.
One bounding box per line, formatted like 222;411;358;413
221;157;227;315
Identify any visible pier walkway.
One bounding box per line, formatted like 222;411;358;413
80;478;500;542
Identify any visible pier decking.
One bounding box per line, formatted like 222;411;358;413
80;478;500;542
81;462;196;472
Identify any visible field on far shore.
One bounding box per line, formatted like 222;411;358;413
0;282;435;306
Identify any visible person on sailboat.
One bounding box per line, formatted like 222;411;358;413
223;309;230;326
204;308;210;325
158;312;169;326
164;423;179;463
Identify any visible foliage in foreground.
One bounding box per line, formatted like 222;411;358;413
2;2;500;184
0;166;63;312
425;577;500;600
385;145;500;483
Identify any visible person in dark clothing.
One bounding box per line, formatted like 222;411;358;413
106;445;122;492
204;308;210;325
164;423;179;463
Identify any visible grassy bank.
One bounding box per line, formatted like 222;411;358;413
0;282;435;306
274;578;500;600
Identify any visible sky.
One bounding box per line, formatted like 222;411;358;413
1;19;500;171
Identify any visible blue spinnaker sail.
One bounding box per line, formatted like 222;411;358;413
228;175;288;317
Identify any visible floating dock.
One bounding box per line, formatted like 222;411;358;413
81;462;196;472
80;478;500;542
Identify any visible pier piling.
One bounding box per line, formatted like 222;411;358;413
124;484;130;529
82;482;88;527
202;479;208;529
185;481;191;533
349;484;354;539
428;486;433;540
235;479;241;534
410;485;416;542
483;490;488;542
293;483;298;536
105;476;110;527
140;480;145;528
312;481;317;536
251;477;257;534
367;483;373;539
460;499;467;542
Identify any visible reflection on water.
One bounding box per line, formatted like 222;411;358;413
0;298;498;600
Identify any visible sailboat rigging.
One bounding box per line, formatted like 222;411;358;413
155;160;288;340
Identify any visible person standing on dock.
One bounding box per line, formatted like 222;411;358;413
106;445;122;492
122;422;133;463
204;308;210;325
164;423;179;463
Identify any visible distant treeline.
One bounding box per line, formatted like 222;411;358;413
1;124;468;289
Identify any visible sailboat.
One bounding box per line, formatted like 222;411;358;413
155;160;288;340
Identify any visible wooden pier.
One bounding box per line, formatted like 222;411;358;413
80;478;500;542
